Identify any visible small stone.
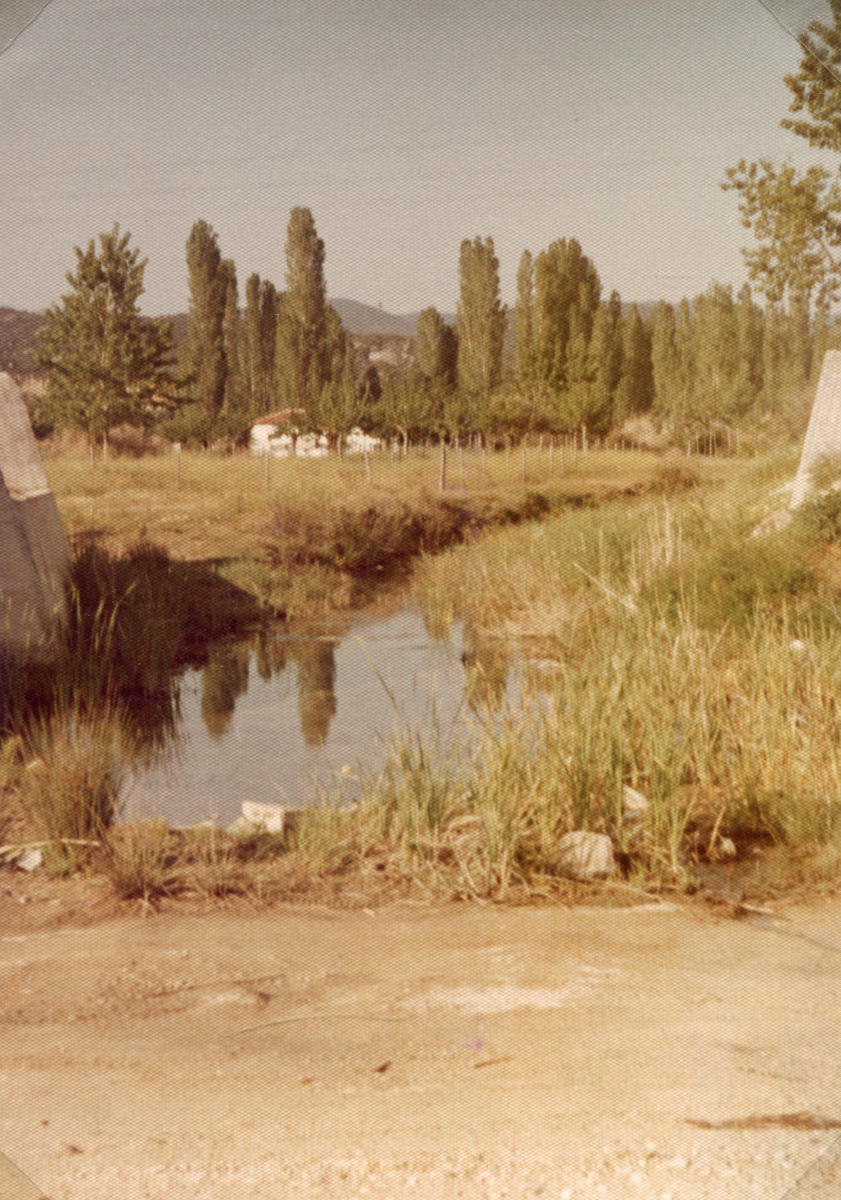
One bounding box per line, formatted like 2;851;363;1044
710;835;736;861
555;831;615;880
623;785;651;824
14;847;43;872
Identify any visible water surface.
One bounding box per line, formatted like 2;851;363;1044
125;605;518;828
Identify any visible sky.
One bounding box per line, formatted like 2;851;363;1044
1;0;838;317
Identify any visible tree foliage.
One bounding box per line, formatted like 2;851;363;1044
34;223;173;443
183;219;227;418
276;207;331;427
415;307;457;390
723;2;841;306
220;258;242;416
456;236;506;400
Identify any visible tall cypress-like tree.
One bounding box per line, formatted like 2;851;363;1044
416;307;457;390
276;207;330;428
243;275;279;417
673;297;696;429
259;280;278;412
220;258;242;416
244;273;263;415
35;223;173;444
514;250;535;383
649;300;679;417
613;304;653;422
184;219;227;418
456;236;506;402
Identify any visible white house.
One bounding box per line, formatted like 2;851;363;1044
249;411;327;458
251;415;381;459
345;427;383;454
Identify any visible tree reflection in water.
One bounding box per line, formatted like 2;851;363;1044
294;639;338;747
200;642;251;738
198;632;338;748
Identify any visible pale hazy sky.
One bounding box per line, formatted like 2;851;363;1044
0;0;836;316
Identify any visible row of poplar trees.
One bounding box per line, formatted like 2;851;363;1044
453;236;830;442
175;208;359;443
34;213;831;451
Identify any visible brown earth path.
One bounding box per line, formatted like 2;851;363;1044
2;889;841;1199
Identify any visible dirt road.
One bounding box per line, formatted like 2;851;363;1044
2;889;841;1199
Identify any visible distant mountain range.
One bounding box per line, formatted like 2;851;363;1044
1;296;658;373
0;299;432;372
330;298;448;337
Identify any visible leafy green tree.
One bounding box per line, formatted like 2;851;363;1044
691;283;740;425
376;371;437;453
242;276;280;418
318;325;363;450
456;236;506;402
259;280;279;410
564;294;623;436
183;219;227;418
35;223;173;445
532;238;601;394
722;3;841;308
243;273;263;415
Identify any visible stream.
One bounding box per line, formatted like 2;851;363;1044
125;603;526;828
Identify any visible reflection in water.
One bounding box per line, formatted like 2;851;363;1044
201;643;250;738
127;604;530;828
295;639;338;747
254;630;288;682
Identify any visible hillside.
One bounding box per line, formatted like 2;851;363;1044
330;298;422;337
0;298;658;376
0;307;46;373
0;301;426;372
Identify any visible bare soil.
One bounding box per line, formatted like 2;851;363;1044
2;876;841;1199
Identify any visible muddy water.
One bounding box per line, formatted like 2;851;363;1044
125;605;522;828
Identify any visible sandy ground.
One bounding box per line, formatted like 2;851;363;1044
2;883;841;1199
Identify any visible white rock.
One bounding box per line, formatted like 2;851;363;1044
240;801;285;834
14;846;43;872
622;784;651;823
556;831;615;880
